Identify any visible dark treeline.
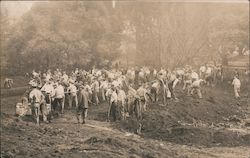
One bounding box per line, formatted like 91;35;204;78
1;1;249;75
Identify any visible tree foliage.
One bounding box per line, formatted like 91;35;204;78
3;1;125;72
1;2;248;74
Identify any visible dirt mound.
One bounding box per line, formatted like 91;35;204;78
116;87;250;147
84;136;129;149
148;126;250;147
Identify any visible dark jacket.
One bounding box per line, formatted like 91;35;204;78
78;89;88;109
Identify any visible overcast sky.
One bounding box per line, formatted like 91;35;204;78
1;1;35;20
1;0;248;21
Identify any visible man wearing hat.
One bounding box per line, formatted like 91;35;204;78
77;85;89;124
29;82;46;125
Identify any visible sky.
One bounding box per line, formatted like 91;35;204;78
1;1;35;21
0;0;248;21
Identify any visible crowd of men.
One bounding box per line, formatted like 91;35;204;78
24;64;242;129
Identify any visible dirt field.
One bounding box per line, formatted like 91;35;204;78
1;82;250;158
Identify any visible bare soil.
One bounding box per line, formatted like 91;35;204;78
1;83;250;158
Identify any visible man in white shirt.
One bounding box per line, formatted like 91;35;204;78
53;82;65;114
41;80;54;121
232;76;241;99
199;65;206;79
100;78;108;102
29;83;46;125
112;79;119;88
62;71;68;82
67;80;78;109
84;81;92;101
190;79;205;98
167;73;179;100
191;70;199;82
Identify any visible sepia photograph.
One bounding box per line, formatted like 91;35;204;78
0;0;249;157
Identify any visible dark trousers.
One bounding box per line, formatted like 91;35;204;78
110;102;117;122
168;81;176;99
77;107;88;123
53;98;64;114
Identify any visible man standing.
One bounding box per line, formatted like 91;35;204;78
92;78;100;105
108;86;118;122
232;76;241;99
29;82;46;125
100;78;108;102
183;70;192;96
41;80;54;122
77;85;89;124
137;84;147;111
167;72;179;100
53;82;65;114
67;80;78;109
199;65;206;79
117;86;126;120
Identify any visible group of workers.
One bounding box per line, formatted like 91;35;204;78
23;64;242;127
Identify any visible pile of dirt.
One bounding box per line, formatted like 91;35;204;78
115;87;249;147
84;136;129;149
145;125;250;147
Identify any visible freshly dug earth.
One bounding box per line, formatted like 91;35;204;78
116;86;250;147
1;84;250;158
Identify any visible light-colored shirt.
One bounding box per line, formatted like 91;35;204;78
110;91;118;104
152;82;159;88
232;78;241;88
139;71;144;78
191;79;203;88
29;88;44;103
41;83;54;94
169;74;176;82
100;80;108;89
54;85;65;99
200;66;206;73
173;78;179;88
117;90;126;105
85;85;92;94
105;88;112;98
137;87;146;97
206;67;212;75
112;80;119;87
62;74;68;81
191;72;199;80
92;80;100;92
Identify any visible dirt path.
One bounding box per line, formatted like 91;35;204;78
1;111;250;158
